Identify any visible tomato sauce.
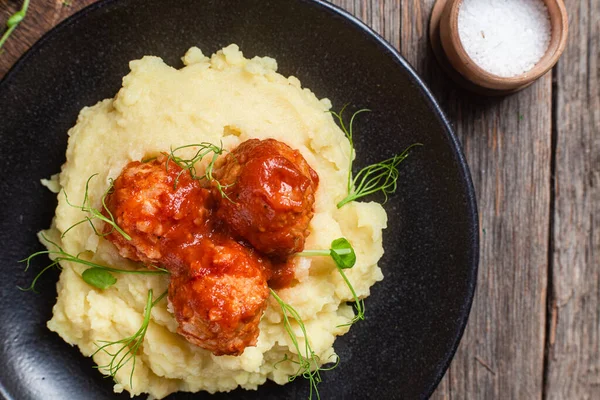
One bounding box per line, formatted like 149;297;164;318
102;139;319;355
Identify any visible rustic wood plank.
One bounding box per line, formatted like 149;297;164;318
545;0;600;398
0;0;96;78
399;1;553;398
331;1;552;399
431;78;552;399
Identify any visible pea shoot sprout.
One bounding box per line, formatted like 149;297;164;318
297;238;364;325
21;176;169;390
270;289;338;400
331;107;421;208
62;174;131;240
22;173;166;291
92;289;168;388
19;234;169;293
166;142;232;199
20;233;168;292
0;0;29;51
329;105;370;195
80;264;169;290
337;144;421;208
82;267;116;290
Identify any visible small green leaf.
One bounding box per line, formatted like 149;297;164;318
329;238;356;269
82;267;117;289
7;13;24;27
293;237;363;326
0;0;30;51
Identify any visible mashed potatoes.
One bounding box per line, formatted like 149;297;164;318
43;44;387;398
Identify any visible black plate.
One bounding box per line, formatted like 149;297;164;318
0;1;478;399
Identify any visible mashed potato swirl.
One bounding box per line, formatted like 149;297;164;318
43;44;387;398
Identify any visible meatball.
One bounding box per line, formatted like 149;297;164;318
100;140;318;356
213;139;319;258
167;235;270;356
102;155;213;265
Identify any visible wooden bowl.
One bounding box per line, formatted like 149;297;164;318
431;0;568;94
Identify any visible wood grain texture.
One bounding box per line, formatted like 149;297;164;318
331;1;551;398
0;0;96;77
545;0;600;398
0;0;595;399
428;78;552;400
422;7;552;400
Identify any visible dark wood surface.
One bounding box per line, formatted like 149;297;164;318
1;0;598;399
546;0;600;398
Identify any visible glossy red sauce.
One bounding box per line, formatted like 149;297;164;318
267;260;297;290
215;139;319;259
102;139;319;355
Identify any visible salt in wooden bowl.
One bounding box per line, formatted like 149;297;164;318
430;0;568;94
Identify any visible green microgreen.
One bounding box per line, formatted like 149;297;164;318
141;156;158;163
165;142;232;200
329;105;370;195
62;173;131;241
20;233;168;292
0;0;29;51
92;289;168;388
82;268;117;290
336;143;421;208
296;238;364;326
296;238;355;268
270;288;338;400
331;263;364;326
330;107;421;208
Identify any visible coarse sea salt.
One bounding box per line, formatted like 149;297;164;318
458;0;552;78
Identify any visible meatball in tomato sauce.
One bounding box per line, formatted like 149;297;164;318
213;139;319;258
167;235;270;356
101;138;320;356
102;155;213;265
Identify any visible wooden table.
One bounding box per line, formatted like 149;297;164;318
1;1;597;399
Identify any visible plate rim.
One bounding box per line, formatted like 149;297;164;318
0;0;480;398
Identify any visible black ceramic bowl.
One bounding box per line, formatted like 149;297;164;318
0;0;478;399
